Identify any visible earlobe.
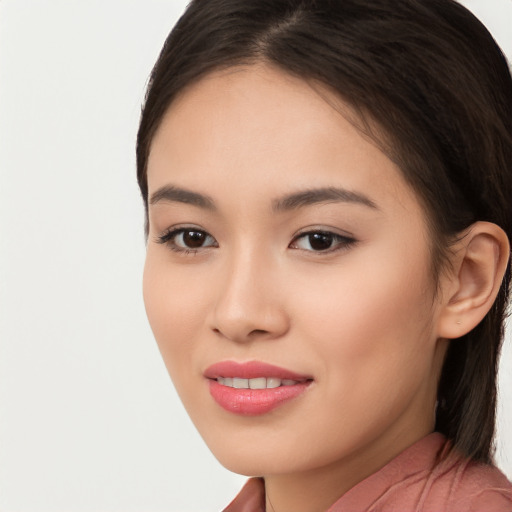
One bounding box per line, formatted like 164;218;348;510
437;222;510;340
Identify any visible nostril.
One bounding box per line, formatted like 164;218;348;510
210;303;290;342
211;326;272;342
248;329;269;337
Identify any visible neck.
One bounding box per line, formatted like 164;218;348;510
264;422;434;512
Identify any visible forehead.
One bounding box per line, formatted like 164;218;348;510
147;64;423;221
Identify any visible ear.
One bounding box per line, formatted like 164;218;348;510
437;221;510;339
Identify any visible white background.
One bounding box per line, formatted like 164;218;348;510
0;1;511;511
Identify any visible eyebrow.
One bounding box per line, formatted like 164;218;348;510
150;185;216;210
272;187;378;212
149;184;378;212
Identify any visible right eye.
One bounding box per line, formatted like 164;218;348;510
157;228;218;253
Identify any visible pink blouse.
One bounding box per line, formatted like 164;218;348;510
223;433;512;511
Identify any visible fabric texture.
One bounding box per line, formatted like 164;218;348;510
223;433;512;512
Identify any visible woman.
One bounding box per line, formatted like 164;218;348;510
137;0;512;510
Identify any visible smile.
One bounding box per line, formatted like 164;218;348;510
216;377;300;389
205;361;312;415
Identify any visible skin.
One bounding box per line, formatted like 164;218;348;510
143;64;462;512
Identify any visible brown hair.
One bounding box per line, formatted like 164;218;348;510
136;0;512;463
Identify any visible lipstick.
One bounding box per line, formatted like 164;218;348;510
204;361;312;415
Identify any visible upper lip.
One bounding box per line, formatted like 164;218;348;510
204;360;312;381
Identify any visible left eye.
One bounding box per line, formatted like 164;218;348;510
290;231;355;252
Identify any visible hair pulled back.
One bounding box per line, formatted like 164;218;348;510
137;0;512;463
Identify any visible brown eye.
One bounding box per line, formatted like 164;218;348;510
157;227;217;252
290;231;356;253
307;233;334;251
181;230;209;248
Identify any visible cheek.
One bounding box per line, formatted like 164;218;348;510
284;256;438;458
295;244;436;398
142;252;207;380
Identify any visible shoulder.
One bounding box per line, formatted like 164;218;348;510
326;434;512;512
430;452;512;511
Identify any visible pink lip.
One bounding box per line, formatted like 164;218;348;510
204;361;311;381
204;361;312;416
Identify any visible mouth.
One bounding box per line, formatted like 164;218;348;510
204;361;313;415
215;377;302;389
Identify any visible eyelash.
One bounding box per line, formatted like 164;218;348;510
156;227;218;254
156;227;357;255
289;230;357;254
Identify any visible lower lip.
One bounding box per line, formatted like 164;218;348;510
208;379;310;415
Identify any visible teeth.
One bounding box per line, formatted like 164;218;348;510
216;377;299;389
266;377;281;389
233;378;249;389
249;377;266;389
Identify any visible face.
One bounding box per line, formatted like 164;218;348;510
143;65;447;480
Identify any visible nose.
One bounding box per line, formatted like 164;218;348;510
210;249;290;343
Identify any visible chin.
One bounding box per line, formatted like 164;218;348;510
193;422;296;475
210;446;296;477
197;422;335;477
